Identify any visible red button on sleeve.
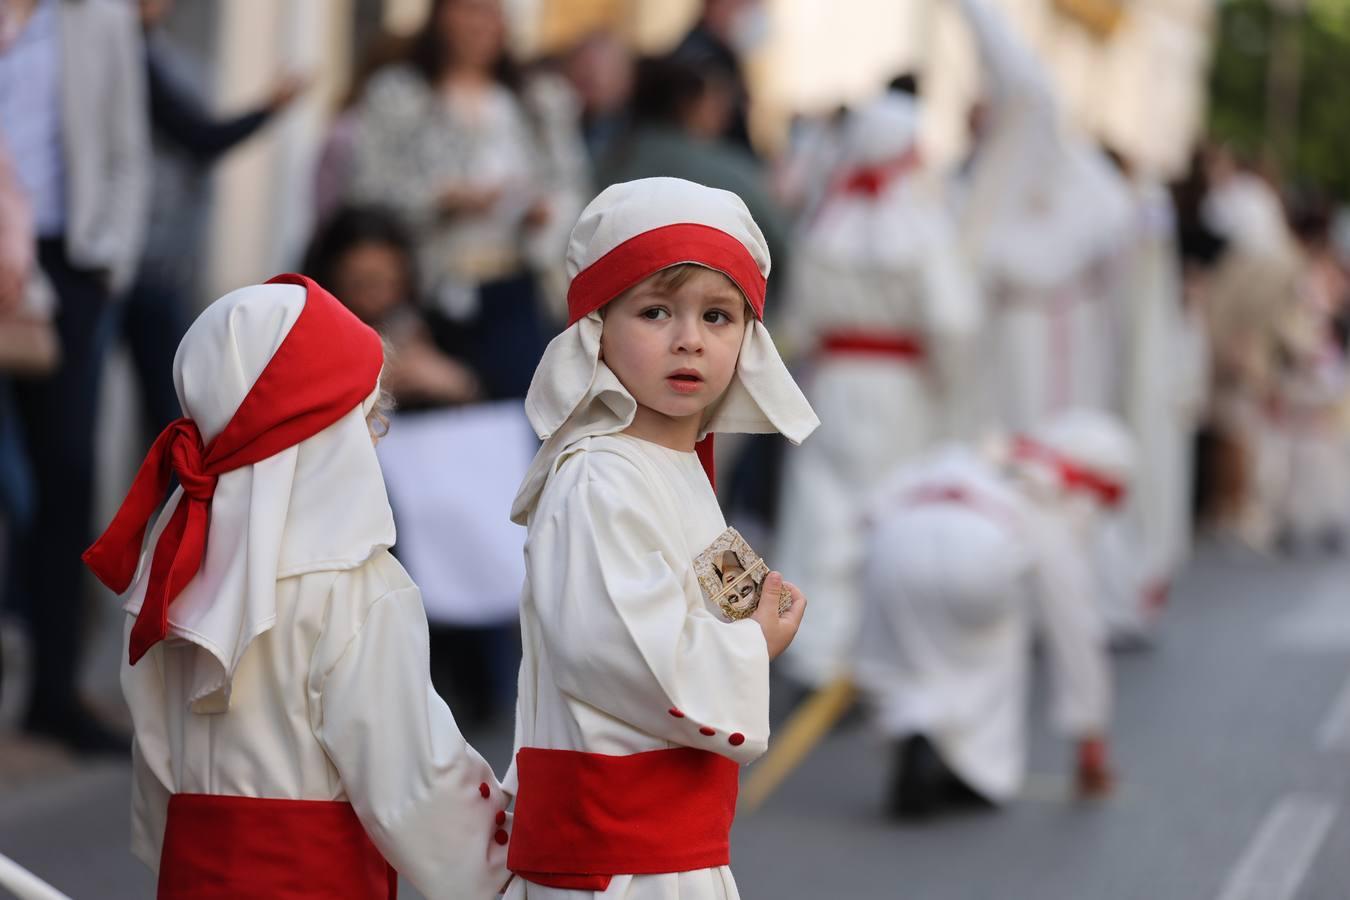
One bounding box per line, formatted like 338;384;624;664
479;782;491;799
728;732;745;746
668;708;685;718
699;726;716;736
496;810;507;826
495;829;510;846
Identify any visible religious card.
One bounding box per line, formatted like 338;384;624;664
694;528;781;621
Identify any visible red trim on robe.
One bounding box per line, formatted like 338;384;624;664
508;747;740;890
157;794;396;899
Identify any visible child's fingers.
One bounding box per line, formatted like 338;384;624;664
781;581;807;622
752;572;784;627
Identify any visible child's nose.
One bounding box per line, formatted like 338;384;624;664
672;316;705;353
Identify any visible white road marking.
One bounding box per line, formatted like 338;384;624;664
1316;673;1350;751
1216;793;1338;900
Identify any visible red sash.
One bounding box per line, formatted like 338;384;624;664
157;794;396;899
508;748;739;891
820;330;926;361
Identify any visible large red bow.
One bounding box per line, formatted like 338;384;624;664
83;274;383;664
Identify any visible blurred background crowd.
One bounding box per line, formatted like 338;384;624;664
1;0;1349;889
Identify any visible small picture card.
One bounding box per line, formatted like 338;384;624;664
694;527;781;621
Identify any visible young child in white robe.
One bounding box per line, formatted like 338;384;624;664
854;409;1132;819
504;178;818;898
85;275;509;899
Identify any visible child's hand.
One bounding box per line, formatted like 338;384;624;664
752;572;806;660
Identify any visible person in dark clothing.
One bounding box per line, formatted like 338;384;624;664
671;0;768;157
123;0;305;437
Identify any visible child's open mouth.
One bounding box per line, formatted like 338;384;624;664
667;370;704;393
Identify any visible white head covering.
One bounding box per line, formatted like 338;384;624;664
512;178;818;524
122;282;396;711
840;92;921;170
1007;408;1135;511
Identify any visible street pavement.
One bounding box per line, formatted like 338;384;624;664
2;543;1348;899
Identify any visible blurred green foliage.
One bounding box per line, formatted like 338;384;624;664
1209;0;1350;200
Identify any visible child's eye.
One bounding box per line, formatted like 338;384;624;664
704;309;733;324
640;306;670;320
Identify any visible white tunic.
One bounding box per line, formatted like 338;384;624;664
954;0;1132;429
122;550;510;900
506;434;771;900
1112;179;1208;633
777;172;980;687
854;448;1111;802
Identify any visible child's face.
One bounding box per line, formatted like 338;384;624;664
600;268;748;429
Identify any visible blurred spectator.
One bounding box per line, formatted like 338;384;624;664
772;105;849;226
312;31;414;227
126;0;307;437
561;30;634;173
671;0;767;156
0;139;58;691
302;206;479;408
345;0;588;400
602;54;788;280
0;0;149;753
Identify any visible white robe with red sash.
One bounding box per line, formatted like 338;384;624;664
505;433;771;899
854;447;1112;802
122;549;511;899
776;163;980;688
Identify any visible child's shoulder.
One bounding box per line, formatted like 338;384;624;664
543;434;659;507
323;549;417;608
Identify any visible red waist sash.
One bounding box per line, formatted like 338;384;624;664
158;794;396;899
508;747;739;891
819;330;925;361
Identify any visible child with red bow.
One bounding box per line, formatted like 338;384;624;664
86;274;508;899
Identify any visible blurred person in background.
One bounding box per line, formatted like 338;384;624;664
1097;149;1208;644
856;411;1131;819
302;206;479;409
775;88;981;689
1195;146;1303;553
772;104;850;228
0;138;59;710
312;31;416;227
672;0;767;157
561;30;634;175
601;53;788;305
1263;197;1350;553
949;0;1132;431
0;0;149;753
122;0;307;438
346;0;589;401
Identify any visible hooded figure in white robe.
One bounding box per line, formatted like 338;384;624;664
504;178;817;899
855;409;1132;816
776;90;981;688
95;276;509;899
1106;174;1208;639
953;0;1132;429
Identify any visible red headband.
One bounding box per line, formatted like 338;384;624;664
1010;436;1125;508
565;223;767;326
83;273;384;664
